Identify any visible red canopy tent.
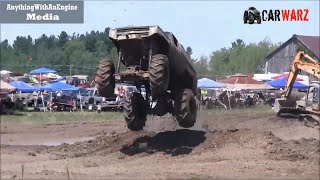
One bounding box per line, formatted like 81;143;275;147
34;74;50;81
218;73;273;89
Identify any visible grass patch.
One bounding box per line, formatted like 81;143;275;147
0;111;124;124
1;106;274;124
199;105;274;118
200;105;273;113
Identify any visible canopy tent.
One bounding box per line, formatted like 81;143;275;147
266;77;309;89
30;67;57;74
9;81;39;93
218;73;273;90
30;67;57;85
197;78;226;88
224;83;274;90
40;82;79;91
272;74;303;81
0;80;16;94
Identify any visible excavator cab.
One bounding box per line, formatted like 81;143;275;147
308;81;320;112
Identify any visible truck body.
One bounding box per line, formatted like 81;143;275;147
109;25;197;95
95;25;198;131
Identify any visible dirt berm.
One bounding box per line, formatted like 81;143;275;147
1;111;319;179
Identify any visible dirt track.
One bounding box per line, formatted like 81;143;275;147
1;111;319;179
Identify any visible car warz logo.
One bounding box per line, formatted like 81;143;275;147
243;7;309;24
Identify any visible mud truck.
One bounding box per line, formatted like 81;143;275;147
244;7;262;24
95;25;197;131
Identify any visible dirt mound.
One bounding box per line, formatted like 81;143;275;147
120;129;206;156
41;127;319;165
267;136;320;162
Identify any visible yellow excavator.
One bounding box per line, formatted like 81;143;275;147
274;51;320;119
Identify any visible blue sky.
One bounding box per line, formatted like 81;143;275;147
1;0;319;59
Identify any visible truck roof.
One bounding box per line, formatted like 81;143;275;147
114;25;158;30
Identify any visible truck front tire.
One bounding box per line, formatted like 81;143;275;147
175;89;197;128
124;92;147;131
149;54;169;100
95;58;115;97
256;15;262;24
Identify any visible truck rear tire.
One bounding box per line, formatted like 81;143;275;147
243;11;248;23
175;89;197;128
149;54;169;100
95;58;115;97
124;92;147;131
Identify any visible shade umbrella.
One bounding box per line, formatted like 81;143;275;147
197;78;226;88
266;77;308;89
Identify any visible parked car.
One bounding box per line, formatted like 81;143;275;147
68;75;91;88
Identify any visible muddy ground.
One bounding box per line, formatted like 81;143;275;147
1;111;319;179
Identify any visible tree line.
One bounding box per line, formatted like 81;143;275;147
0;28;280;78
0;28;117;76
187;38;280;79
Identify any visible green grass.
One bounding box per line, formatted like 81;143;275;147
0;111;124;124
0;105;274;124
199;105;274;115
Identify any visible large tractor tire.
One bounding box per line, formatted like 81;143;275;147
175;89;197;128
124;92;147;131
149;54;169;100
95;58;115;98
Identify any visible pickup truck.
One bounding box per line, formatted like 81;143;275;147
80;88;123;111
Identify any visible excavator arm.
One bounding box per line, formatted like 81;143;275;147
274;51;320;117
282;51;320;98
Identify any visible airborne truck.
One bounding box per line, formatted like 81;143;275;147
244;7;262;24
95;26;198;131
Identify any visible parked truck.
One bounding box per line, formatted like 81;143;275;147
95;25;198;131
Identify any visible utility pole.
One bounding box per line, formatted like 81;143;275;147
69;64;72;77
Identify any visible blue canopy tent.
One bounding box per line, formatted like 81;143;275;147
30;67;57;85
9;81;39;93
40;82;79;91
30;67;57;74
266;77;308;89
197;78;226;88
